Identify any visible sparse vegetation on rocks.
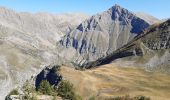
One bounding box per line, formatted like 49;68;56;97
6;65;82;100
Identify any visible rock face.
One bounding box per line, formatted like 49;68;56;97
58;4;150;67
0;7;88;99
85;19;170;72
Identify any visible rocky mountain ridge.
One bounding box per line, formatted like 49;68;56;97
84;19;170;71
58;4;150;67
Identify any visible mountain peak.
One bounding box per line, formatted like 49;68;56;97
107;4;133;20
110;4;124;12
113;4;121;9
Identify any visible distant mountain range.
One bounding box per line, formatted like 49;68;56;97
135;12;160;24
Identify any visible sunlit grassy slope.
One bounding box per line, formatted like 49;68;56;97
60;63;170;100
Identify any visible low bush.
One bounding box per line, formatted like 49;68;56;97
8;89;19;95
52;65;61;72
134;95;150;100
57;80;82;100
89;96;96;100
37;80;56;95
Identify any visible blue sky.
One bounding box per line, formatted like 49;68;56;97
0;0;169;19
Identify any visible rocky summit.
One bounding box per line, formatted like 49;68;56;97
58;4;150;67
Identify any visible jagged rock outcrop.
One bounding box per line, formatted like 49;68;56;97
85;19;170;72
58;4;150;67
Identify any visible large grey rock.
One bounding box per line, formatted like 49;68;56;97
58;4;150;67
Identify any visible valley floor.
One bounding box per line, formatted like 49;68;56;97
60;63;170;100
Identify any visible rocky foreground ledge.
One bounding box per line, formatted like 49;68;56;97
5;65;81;100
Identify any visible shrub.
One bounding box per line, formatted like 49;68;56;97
6;89;20;100
52;65;61;72
8;89;19;95
37;80;55;95
89;96;96;100
134;95;150;100
57;80;81;100
23;82;35;94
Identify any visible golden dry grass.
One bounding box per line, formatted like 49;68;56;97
60;63;170;100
